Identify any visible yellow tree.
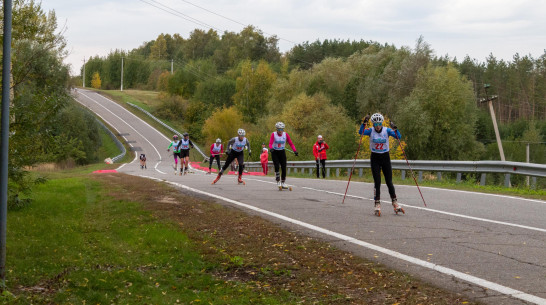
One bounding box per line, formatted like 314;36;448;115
202;107;243;145
91;72;101;89
150;34;167;59
356;115;405;160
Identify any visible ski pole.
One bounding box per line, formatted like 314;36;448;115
392;130;427;207
342;133;365;204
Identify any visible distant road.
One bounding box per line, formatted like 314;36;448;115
75;89;546;305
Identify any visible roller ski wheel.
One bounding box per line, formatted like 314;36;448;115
211;174;222;185
394;207;405;215
280;183;292;191
392;199;404;215
374;201;381;217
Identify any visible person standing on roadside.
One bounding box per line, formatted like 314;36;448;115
313;135;329;178
260;147;269;175
359;113;404;217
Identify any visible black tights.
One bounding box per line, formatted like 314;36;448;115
221;150;244;176
209;155;221;170
370;152;396;201
271;149;287;182
315;159;326;178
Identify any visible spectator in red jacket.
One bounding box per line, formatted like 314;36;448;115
313;135;329;178
260;147;269;175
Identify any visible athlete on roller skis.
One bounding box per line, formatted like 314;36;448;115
212;129;251;185
167;134;181;174
207;138;224;174
176;132;194;175
359;113;405;216
269;122;298;191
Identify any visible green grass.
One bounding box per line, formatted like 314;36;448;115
4;175;291;304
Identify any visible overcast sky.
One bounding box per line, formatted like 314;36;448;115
40;0;546;75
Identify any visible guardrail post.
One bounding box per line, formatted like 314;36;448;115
504;174;510;188
531;177;536;189
480;173;486;185
401;170;406;180
336;168;340;177
359;168;363;177
418;171;423;182
437;172;442;181
287;168;291;174
326;168;330;178
456;173;461;183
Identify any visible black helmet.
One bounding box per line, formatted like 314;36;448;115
183;132;189;137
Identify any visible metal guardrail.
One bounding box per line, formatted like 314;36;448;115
95;118;127;163
244;159;545;187
127;102;207;159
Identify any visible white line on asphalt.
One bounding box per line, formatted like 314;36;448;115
78;91;165;175
246;178;546;233
138;174;546;305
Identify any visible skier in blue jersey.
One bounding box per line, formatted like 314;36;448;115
359;113;405;217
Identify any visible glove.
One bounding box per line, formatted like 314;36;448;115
294;151;299;157
362;115;370;125
390;121;397;130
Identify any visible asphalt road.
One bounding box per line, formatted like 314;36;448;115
75;89;546;305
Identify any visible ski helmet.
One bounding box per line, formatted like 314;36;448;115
173;134;179;140
275;121;285;129
216;138;221;143
237;128;246;136
183;132;189;137
371;113;384;125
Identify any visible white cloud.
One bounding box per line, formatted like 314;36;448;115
40;0;546;75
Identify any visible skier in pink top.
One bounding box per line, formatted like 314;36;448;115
269;122;298;189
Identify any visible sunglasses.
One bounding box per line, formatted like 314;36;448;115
277;128;284;131
373;122;382;127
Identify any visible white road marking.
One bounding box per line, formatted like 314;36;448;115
138;174;546;305
78;91;165;175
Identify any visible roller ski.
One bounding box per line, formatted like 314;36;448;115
238;175;245;185
211;172;222;185
392;199;405;215
278;181;292;191
374;200;381;217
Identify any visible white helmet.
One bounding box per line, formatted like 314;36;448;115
216;138;221;143
237;128;246;136
317;135;323;139
371;113;384;124
275;121;285;129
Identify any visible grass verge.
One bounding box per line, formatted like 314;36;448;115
5;170;479;304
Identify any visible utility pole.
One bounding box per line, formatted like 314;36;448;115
1;0;13;288
480;84;505;161
171;59;174;75
82;57;86;88
121;57;124;91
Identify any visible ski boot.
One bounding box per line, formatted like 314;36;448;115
212;172;222;184
281;181;292;191
206;170;212;175
238;175;245;185
277;180;282;191
374;200;381;217
392;199;405;215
